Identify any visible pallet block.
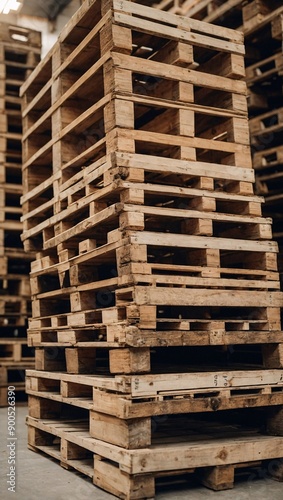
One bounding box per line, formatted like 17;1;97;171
0;338;34;363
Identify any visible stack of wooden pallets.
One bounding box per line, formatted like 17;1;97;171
0;23;41;406
244;4;283;279
21;1;283;497
165;1;283;279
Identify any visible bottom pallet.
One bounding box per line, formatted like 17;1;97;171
27;416;283;499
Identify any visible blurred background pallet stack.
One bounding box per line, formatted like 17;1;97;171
20;0;283;498
0;23;41;406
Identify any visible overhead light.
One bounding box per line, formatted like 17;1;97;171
0;0;22;14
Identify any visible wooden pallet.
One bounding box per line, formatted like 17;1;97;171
27;223;278;283
28;324;283;349
22;149;264;252
20;0;251;253
253;143;283;170
0;361;34;384
26;368;283;417
29;284;282;336
0;23;41;46
0;338;34;363
27;392;283;448
242;0;283;31
32;340;283;375
0;358;33;407
31;248;280;292
0;297;31;326
0;249;33;276
26;413;283;498
249;106;283;137
0;186;22;226
246;52;283;86
0;274;30;296
27;255;281;325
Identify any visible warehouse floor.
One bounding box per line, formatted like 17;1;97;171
0;406;282;500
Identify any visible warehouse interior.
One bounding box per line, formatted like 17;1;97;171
0;1;283;499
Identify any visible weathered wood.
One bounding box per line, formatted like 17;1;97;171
26;367;283;397
21;6;283;499
90;411;151;448
65;347;96;374
198;465;234;490
267;406;283;436
27;415;283;477
109;348;151;374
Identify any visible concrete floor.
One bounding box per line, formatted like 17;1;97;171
0;406;282;500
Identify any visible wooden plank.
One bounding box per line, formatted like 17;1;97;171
121;203;270;225
118;286;283;308
120;127;251;155
119;92;248;118
115;152;255;182
131;231;278;253
93;433;283;474
128;370;283;396
113;11;244;54
114;0;244;43
112;53;247;94
26;413;283;476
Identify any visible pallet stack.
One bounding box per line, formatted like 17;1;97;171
244;3;283;281
161;1;283;278
154;1;283;264
21;1;283;497
0;23;41;406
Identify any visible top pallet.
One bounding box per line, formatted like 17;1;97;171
20;0;245;100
